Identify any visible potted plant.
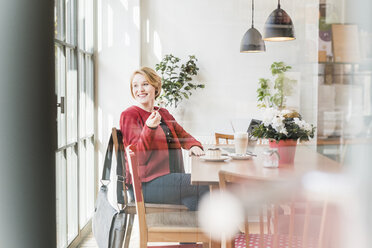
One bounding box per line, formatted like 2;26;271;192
256;61;297;109
251;108;316;165
155;54;205;109
253;62;315;165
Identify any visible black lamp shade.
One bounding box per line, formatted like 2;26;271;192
240;27;266;52
264;7;295;41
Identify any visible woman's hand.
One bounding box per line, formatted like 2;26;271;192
146;111;161;128
189;146;205;156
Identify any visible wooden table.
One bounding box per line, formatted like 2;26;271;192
191;145;342;186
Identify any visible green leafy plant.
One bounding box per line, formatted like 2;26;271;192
257;62;297;109
155;54;205;108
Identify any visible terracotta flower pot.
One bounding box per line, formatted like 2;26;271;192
269;139;297;165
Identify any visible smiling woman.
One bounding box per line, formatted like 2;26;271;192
119;67;209;211
130;67;160;111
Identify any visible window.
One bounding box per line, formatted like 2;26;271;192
54;0;95;247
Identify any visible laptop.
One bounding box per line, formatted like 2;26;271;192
220;119;262;154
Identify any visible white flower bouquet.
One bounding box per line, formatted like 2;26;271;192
252;108;316;142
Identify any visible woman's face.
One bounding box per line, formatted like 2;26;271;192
132;73;156;106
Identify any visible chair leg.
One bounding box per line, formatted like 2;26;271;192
226;238;235;248
139;231;147;248
121;213;129;247
124;214;135;248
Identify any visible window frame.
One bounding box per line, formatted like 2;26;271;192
54;0;96;247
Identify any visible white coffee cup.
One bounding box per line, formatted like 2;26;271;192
234;132;248;155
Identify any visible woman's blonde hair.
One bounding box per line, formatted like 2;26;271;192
130;67;162;99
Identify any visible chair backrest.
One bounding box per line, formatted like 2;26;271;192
125;145;147;234
215;133;234;145
112;128;129;206
218;170;332;248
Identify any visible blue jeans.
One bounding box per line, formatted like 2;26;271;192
128;173;209;211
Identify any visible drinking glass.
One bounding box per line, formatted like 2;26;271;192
234;132;248;155
263;148;279;168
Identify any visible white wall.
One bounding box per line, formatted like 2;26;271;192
95;0;320;145
95;0;141;183
140;0;319;139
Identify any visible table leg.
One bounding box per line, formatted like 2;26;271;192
209;185;222;248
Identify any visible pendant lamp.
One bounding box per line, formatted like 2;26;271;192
240;0;266;53
263;0;295;41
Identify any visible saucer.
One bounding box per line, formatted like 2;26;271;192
228;153;253;160
200;155;229;162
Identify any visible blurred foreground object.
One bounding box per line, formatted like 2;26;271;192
198;190;244;241
198;170;345;248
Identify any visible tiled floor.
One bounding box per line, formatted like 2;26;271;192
79;218;180;247
79;233;98;247
79;216;140;248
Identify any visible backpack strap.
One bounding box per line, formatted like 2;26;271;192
114;129;129;205
101;134;114;183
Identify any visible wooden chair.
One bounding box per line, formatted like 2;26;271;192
125;145;210;248
112;128;189;248
215;133;234;145
218;170;334;248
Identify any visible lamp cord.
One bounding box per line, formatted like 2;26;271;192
251;0;254;28
278;0;281;8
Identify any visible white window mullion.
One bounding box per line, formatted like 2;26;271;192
78;53;86;138
86;55;94;136
86;0;94;53
56;151;67;248
67;146;79;243
66;0;77;45
79;140;87;226
66;48;78;144
56;45;66;148
86;137;95;216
